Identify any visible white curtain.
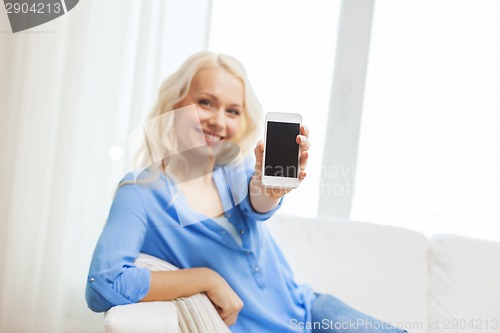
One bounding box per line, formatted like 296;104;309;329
0;1;211;332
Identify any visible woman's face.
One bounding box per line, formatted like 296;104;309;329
174;67;244;153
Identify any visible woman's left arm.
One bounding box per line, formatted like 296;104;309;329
249;125;310;213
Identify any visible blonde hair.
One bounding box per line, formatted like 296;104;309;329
129;51;262;183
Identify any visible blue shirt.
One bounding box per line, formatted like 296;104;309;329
86;159;316;332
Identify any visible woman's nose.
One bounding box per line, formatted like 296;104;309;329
208;109;225;129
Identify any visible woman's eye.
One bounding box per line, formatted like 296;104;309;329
199;99;212;107
227;109;241;116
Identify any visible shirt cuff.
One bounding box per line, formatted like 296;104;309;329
238;188;283;221
86;267;151;312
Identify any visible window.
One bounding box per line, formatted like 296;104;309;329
209;0;341;216
352;0;500;241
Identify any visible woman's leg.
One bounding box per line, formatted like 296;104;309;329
311;293;407;333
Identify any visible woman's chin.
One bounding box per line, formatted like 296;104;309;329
212;142;241;165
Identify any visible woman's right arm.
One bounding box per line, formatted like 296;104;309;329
143;269;244;327
86;180;243;325
86;184;151;312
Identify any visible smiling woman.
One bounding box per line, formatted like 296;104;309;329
86;51;407;333
86;51;314;331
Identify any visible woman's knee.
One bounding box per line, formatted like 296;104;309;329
311;293;407;333
311;294;356;324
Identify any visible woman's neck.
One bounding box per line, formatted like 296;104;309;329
169;149;216;185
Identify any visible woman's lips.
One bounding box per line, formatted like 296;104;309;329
195;128;224;145
203;132;222;143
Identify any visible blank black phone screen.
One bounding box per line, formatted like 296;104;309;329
264;121;300;178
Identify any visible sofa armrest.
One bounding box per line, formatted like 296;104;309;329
104;301;178;333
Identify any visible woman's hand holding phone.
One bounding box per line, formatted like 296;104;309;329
249;122;310;213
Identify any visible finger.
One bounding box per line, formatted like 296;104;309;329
219;308;231;321
254;140;264;165
227;314;238;327
253;140;264;176
225;317;236;327
296;135;311;151
301;125;310;138
299;170;307;181
220;313;231;326
222;316;232;327
220;311;237;327
299;150;308;169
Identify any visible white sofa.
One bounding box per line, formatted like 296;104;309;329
104;216;500;333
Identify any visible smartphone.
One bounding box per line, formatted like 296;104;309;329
261;112;302;188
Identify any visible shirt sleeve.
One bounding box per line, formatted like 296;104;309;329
85;182;151;312
236;155;283;221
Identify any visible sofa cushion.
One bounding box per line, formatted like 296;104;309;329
267;215;429;333
429;235;500;333
104;301;178;333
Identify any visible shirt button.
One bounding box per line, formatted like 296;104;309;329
226;214;231;218
254;266;259;272
240;230;245;234
90;277;95;282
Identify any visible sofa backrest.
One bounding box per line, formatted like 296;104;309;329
429;234;500;333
